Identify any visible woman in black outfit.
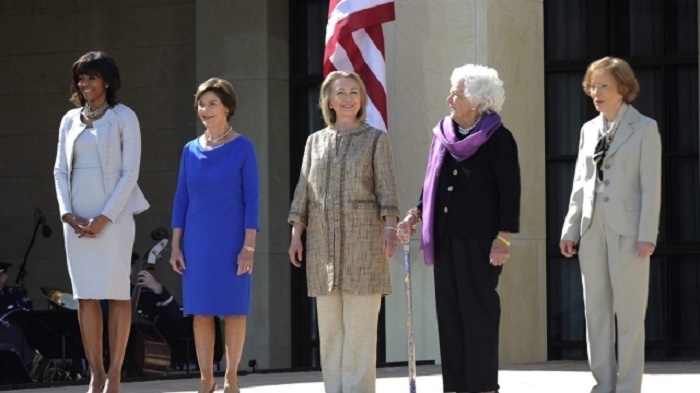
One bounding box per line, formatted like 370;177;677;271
398;63;520;393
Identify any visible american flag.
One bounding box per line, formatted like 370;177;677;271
324;0;396;131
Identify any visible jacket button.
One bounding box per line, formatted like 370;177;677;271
452;169;458;176
604;197;609;202
447;186;454;191
443;207;449;213
604;180;610;185
604;164;611;169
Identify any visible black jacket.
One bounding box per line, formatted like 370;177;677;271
133;286;182;322
417;124;520;238
0;285;32;315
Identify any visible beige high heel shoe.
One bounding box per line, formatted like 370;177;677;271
198;382;217;393
222;383;240;393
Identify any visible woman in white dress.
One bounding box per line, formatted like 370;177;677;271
54;51;149;393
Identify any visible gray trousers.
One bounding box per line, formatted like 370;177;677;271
579;200;650;393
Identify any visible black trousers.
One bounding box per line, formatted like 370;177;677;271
434;236;502;392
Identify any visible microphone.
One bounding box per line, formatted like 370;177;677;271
36;207;52;238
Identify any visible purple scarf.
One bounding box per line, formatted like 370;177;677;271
420;113;502;265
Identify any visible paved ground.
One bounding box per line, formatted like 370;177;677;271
5;361;700;392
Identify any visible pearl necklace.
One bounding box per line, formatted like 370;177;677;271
83;101;109;119
205;126;233;143
457;114;482;135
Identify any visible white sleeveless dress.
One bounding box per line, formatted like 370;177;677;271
64;128;134;300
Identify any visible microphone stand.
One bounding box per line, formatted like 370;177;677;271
15;218;42;287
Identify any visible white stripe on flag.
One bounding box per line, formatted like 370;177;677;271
366;96;387;132
326;0;394;48
328;43;354;72
325;0;395;131
332;0;394;19
352;29;387;91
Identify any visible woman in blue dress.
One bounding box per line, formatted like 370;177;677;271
170;78;260;393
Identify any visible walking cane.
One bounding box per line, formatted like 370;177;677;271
403;241;417;393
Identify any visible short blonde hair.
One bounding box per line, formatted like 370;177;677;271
319;71;368;127
582;56;640;103
450;64;505;114
194;77;237;120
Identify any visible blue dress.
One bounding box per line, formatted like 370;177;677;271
172;136;259;316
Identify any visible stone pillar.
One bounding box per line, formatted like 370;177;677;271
384;0;546;364
483;0;547;364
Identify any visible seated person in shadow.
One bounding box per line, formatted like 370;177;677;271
0;261;35;371
131;264;211;370
0;261;33;316
132;267;181;324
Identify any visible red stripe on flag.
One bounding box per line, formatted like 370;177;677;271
324;2;395;75
336;29;389;127
328;0;341;17
335;3;395;35
365;24;385;56
324;0;394;130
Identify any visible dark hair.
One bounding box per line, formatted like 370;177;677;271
194;78;237;120
69;51;121;107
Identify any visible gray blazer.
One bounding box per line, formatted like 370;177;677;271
561;104;661;244
54;104;150;221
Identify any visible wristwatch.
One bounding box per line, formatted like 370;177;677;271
243;245;255;252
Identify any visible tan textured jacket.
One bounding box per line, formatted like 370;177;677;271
288;124;400;296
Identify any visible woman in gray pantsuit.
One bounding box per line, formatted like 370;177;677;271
560;56;662;393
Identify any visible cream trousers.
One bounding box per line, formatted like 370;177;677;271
316;291;382;393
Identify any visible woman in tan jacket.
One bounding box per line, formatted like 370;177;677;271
288;71;400;393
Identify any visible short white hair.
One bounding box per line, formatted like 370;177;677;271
450;64;505;114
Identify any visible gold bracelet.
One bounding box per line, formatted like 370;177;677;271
243;245;255;252
407;208;422;222
495;235;511;247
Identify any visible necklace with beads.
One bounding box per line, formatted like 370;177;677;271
457;114;482;136
205;126;233;143
83;101;109;119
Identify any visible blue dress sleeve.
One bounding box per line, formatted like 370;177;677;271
242;140;260;230
172;144;190;229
